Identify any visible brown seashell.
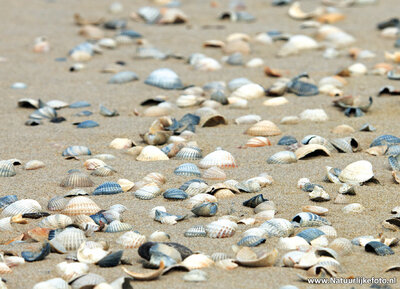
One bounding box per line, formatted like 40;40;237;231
27;227;51;242
74;13;104;26
84;159;106;170
203;40;225;48
117;179;135;192
331;124;355;135
0;263;12;274
295;144;331;159
317;13;345;24
246;137;271;147
264;66;282;78
122;261;165;281
365;146;388;156
246;120;281;136
393;171;400;184
62;196;101;216
143;106;172;117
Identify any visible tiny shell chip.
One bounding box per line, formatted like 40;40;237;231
117;231;146;248
199;147;237;169
62;146;91;157
174;163;201;177
62;196;101;216
2;199;41;217
145;68;183;90
136;146;169;161
206;219;237;238
24;160;45;170
246;120;281;136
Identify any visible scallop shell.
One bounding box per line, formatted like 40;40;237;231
267;151;297;164
202;166;226;180
174;163;201;177
134;183;161;200
62;196;101;216
2;199;41;217
24;160;45;170
32;278;69;289
237;235;266;247
199;148;236;169
187;194;217;209
318;226;337;238
54;227;87;250
295;144;331;159
206;219;237;238
292;212;331;227
0;195;18;209
137;146;169;161
175;147;202;160
93;182;123;195
83;159;106;170
39;214;73;229
235;114;262;125
246;137;271;147
330;137;360;153
296;228;325;243
48;196;68;211
60;170;94;188
0;160;16;177
91;166;116;177
116;179;134;192
338;160;374;185
259;218;294;237
105;220;133;233
236;247;278;267
116;231;146;249
145;68;183;90
62;146;91;157
301;135;333;150
142;172;166;186
181;254;214;270
329;238;353;256
246;120;281;136
184;225;207;237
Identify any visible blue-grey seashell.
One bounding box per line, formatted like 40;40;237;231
184;225;207;237
118;30;142;38
69;101;91;108
237;235;266;247
108;71;139;84
22;242;51;262
138;7;161;24
97;250;123;267
104;19;127;30
163;188;188;200
191;202;218;217
179;179;207;191
296;228;325;243
90;213;109;225
174;163;201;177
69;42;95;56
292;212;331;227
0;195;18;209
145;68;183;90
243;194;268;208
370;135;400;147
62;146;91;157
365;241;394;256
93;182;123;195
75;120;99;128
100;105;119;117
388;154;400;171
277;135;298;146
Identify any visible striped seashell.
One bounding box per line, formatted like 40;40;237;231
62;146;91;157
243;194;267;208
2;199;41;217
242;227;268;238
296;228;325;244
259;218;294;237
174;163;201;177
267;151;297;164
184;225;207;237
211;252;231;262
330;137;360;153
180;178;206;191
175;146;202;160
138;6;161;24
0;217;13;231
69;273;106;289
206;219;237;238
246;137;271;147
109;138;134;150
83;159;106;170
24;160;45;170
254;210;275;222
54;227;87;250
185;182;209;196
329;238;353;256
30;106;57;120
47;196;68;211
163;188;188;200
365;241;394;256
181;254;214;270
108;71;139;84
199;147;236;169
136;146;169;161
187;194;217;209
246;120;281;136
142;172;166;186
0;160;16;177
33;278;69;289
117;179;135;192
60;170;94;188
318;225;337;238
237;235;266;247
144;68;183;90
62;196;101;216
74;214;97;230
90;165;116;177
299;109;328;122
302;135;335;151
134;183;161;200
0;195;18;209
342;203;364;214
292;212;331;227
93;182;123;195
202;166;226;180
101;210;121;223
105;220;133;233
39;214;73;229
56;262;89;283
370;134;400;148
235;114;262;125
117;231;146;249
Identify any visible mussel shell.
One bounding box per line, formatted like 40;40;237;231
75;120;99;128
277;135;298;146
138;242;193;261
22;242;51;262
93;182;123;195
191;202;218;217
243;194;267;208
97;250;123;267
163;188;188;200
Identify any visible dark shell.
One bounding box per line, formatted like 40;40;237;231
237;235;266;247
359;123;376;132
219;11;256;22
22;242;51;262
90;213;109;225
162;242;193;260
377;18;399;30
191;202;218;217
104;19;127;30
302;183;323;192
0;195;18;209
138;242;192;261
22;212;50;219
370;135;400;147
388;154;400;171
179;113;200;126
163;188;188;200
140;98;165;106
242;194;268;208
179;179;207;191
387;145;400;156
69;101;91;108
277;135;298;146
292;212;331;227
296;228;325;243
287;74;319;96
25;119;41;126
210;89;228;105
93;182;123;195
74;120;99;128
118;30;142;39
97;250;123;267
365;241;394;256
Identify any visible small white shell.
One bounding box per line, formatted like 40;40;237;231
206;219;237;238
24;160;45;170
117;231;146;249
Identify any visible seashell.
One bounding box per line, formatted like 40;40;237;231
181;254;214;270
203;39;225;48
231;83;265;100
83;159;106;170
236;247;278;267
206;219;237;238
318;225;337;238
191;202;218;217
174;163;201;177
278;35;318;57
176;94;204;108
202;166;226;180
22;242;51;262
365;241;394;256
145;68;183;90
387;145;400;156
393;171;400;184
0;217;13;231
338;160;374;185
288;2;320;20
122;261;165;281
39;214;73;229
209;89;228;105
187;194;217;209
342;203;364;214
62;146;91;157
246;58;264;68
365;146;387;156
280;115;300;125
295;144;331;160
142;172;166;186
134;183;161;200
277;136;298;146
254;201;276;214
48;196;68;212
370;135;400;147
141;131;172;146
64;189;89;198
2;199;41;217
184;225;207;237
182;269;208;282
24;160;45;170
0;195;18;209
330;137;360;153
302;205;328;216
77;242;109;264
117;178;135;192
105;220;133;233
243;194;267;208
60;170;94;188
389;154;400;171
181;179;207;193
33;278;69;289
137;146;169;161
199;147;236;169
384;264;400;273
246;120;281;136
292;212;331;227
246;137;271;147
277;236;310;250
30;106;57;120
331;124;355;135
109;138;134;150
259;218;294;237
287;74;319;96
163;188;188;200
0;262;12;274
228;78;252;91
149;231;170;242
79;25;104;40
267;151;297;164
70;273;106;289
193;57;222;71
309;186;330;202
223;40;250;55
228;96;248;109
93;182;123;195
62;196;101;216
54;227;87;250
296;228;325;244
91;165;116;177
0;160;16;177
328;238;353;256
235;114;262;125
199;113;227;127
299;109;329;122
237;235;266;247
74;120;99;129
97;250;123;268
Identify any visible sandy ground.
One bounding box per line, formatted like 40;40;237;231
1;0;400;288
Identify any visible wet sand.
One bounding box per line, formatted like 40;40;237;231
1;0;400;288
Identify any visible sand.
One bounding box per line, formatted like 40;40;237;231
0;0;400;288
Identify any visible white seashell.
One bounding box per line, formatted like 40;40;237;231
297;178;310;189
187;194;217;209
2;199;41;217
149;231;170;242
176;94;204;108
246;120;281;136
56;261;89;282
199;147;236;169
83;159;106;170
202;166;226;180
206;219;237;238
235;114;261;125
299;109;329;122
32;278;69;289
117;231;146;249
77;242;109;264
193;57;221;71
278;35;318;57
348;63;367;75
24;160;45;170
329;238;353;256
342;203;364;214
0;217;13;231
54;227;87;251
98;38;117;49
277;236;310;250
149;206;167;219
39;214;73;229
282;250;306;267
338;160;374;185
142;172;166;186
228;96;248;108
136;146;169;161
318;225;337;238
181;254;214;270
62;196;101;216
246;58;264;68
263;97;288;106
109;138;134;150
231;83;265;100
